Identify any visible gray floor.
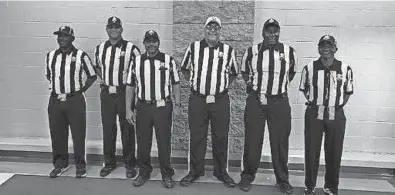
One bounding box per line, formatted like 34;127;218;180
0;175;394;195
0;161;394;195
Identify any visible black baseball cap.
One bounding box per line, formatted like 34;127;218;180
318;35;337;47
53;26;74;37
263;18;280;29
107;16;122;27
144;30;159;42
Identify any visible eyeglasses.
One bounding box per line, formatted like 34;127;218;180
205;25;221;31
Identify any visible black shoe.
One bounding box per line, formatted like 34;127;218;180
180;173;199;187
275;182;294;194
323;188;338;195
304;188;316;195
162;175;175;189
76;168;87;178
133;174;150;187
49;166;69;178
100;166;116;177
125;167;137;178
238;178;252;192
215;173;236;188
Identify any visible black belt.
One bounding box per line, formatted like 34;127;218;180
138;97;172;105
250;90;287;98
190;89;228;98
100;84;126;91
305;103;344;109
51;91;82;98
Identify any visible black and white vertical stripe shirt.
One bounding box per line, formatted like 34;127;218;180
299;59;354;107
181;39;239;96
126;52;180;101
95;39;140;86
241;42;297;95
45;46;96;94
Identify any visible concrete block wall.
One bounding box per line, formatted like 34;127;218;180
255;1;395;154
172;0;255;152
0;1;173;141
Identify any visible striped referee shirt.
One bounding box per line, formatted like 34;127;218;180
181;39;238;96
45;46;96;94
126;52;180;101
299;59;354;107
241;42;297;95
95;39;140;86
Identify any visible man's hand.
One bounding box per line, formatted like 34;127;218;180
126;109;136;125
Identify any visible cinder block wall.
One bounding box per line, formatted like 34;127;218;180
0;1;173;141
172;1;255;153
254;1;395;154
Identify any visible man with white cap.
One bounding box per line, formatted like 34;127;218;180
180;16;239;188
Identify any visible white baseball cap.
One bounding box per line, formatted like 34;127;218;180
205;16;222;28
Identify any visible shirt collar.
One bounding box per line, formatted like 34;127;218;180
58;45;76;55
317;58;340;69
142;51;164;61
106;38;124;48
201;39;222;49
261;42;283;52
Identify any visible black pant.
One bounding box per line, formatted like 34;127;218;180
135;99;174;177
100;86;136;168
188;93;230;177
48;93;86;169
304;106;346;194
241;93;291;184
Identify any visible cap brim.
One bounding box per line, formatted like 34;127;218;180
53;31;74;37
264;23;280;29
206;21;221;27
144;36;159;41
318;40;335;46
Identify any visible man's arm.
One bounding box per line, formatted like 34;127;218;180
299;66;309;102
126;86;136;111
81;53;98;92
288;47;297;82
228;48;239;86
180;44;192;82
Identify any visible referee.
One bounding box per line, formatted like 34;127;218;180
299;35;353;195
180;16;239;188
45;26;97;178
238;18;297;193
125;30;181;188
94;16;140;178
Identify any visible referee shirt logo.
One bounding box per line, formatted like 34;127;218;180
71;57;76;62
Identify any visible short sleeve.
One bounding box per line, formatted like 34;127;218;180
228;48;238;76
181;44;192;71
126;58;137;87
130;45;141;61
81;53;96;78
241;47;252;74
170;57;180;85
